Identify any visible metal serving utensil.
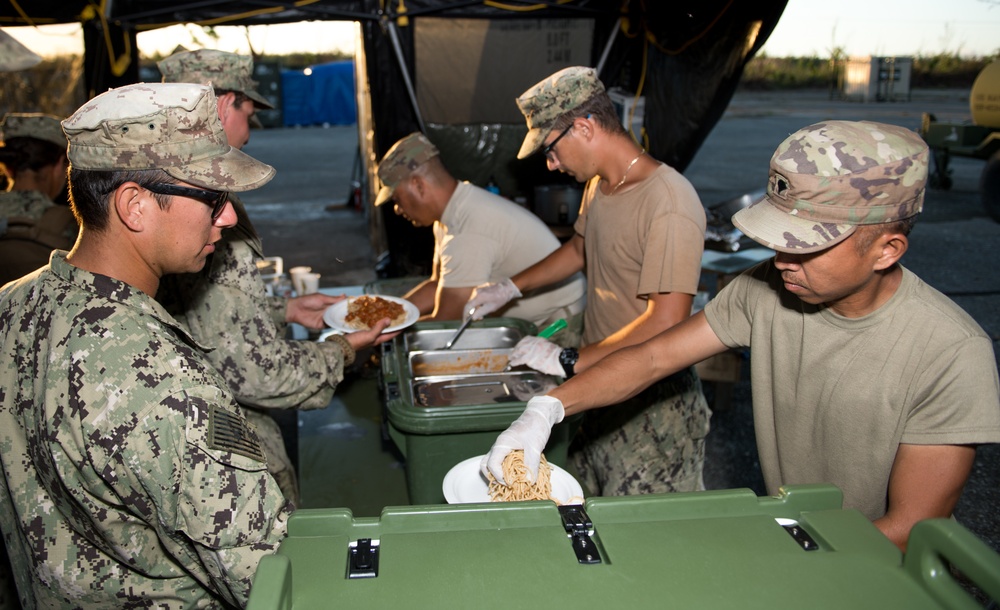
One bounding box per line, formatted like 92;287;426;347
444;305;478;349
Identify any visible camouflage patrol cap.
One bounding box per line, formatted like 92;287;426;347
733;120;928;254
515;66;605;159
157;49;275;112
62;83;275;192
0;30;41;71
0;113;67;149
374;132;440;206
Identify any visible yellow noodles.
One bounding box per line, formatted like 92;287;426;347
487;450;554;503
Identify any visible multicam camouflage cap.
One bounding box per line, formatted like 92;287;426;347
374;132;440;206
62;82;275;192
157;49;275;111
515;66;605;159
733;120;928;254
0;29;41;71
1;113;67;149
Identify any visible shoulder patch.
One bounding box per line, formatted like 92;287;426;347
208;405;267;462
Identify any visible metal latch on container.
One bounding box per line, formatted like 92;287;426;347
559;505;602;564
776;519;819;551
347;538;380;579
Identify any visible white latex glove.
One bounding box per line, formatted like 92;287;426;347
508;336;564;377
481;395;565;485
465;278;522;320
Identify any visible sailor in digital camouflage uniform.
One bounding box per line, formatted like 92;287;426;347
470;66;710;496
155;50;393;505
0;113;78;285
0;82;291;608
484;120;1000;552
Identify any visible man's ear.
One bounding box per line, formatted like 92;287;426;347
216;91;237;119
873;232;908;271
114;182;147;232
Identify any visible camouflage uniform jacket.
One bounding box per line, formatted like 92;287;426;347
0;252;290;609
0;189;53;223
158;197;347;410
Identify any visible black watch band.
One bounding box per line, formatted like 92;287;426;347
558;347;579;378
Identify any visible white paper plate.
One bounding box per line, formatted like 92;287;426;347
322;295;419;334
442;454;584;505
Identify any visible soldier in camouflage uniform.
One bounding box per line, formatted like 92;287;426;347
0;113;78;286
484;120;1000;552
469;66;711;496
0;82;291;608
155;50;395;506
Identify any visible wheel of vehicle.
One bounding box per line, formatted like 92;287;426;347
982;150;1000;223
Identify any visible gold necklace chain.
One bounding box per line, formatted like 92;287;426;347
609;151;645;195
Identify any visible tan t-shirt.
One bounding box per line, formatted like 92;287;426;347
575;163;705;344
704;261;1000;520
435;181;585;326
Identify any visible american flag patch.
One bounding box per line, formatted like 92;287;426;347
208;406;267;462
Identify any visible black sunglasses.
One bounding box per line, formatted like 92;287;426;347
541;123;574;160
145;183;230;220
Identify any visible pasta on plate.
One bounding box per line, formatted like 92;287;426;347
487;450;555;503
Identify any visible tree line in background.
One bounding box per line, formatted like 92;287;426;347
2;51;996;121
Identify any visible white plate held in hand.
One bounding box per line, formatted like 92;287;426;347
442;455;584;504
322;295;419;334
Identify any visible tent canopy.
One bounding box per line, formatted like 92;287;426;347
2;0;788;274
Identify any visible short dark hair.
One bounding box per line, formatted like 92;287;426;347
852;217;917;254
552;93;626;137
68;167;179;232
0;137;66;177
215;88;252;109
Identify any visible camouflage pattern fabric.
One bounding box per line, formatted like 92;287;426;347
0;189;57;223
0;113;67;149
158;49;275;111
515;66;605;159
374;132;440;206
0;251;290;609
62;83;275;192
733;120;929;254
0;30;41;71
158;197;351;504
570;367;711;496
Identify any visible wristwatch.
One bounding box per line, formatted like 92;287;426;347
558;347;579;378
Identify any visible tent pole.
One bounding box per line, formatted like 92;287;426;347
386;21;426;133
595;17;622;75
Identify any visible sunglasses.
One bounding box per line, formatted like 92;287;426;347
145;183;230;220
541;123;574;161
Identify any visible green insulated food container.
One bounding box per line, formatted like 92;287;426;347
247;484;1000;609
379;317;579;505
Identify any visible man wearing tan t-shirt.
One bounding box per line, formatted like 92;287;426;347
375;132;585;330
466;67;711;496
481;119;1000;552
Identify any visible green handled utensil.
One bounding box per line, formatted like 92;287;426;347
503;318;567;371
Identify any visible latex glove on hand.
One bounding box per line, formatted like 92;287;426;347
481;395;565;485
508;336;564;377
465;278;522;320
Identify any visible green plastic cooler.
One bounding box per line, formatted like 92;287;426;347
247;484;1000;609
379;318;579;505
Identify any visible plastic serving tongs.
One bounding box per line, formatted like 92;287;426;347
502;318;568;371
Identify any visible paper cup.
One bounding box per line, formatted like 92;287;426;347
300;272;321;295
289;266;312;295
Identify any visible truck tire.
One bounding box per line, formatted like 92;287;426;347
983;151;1000;223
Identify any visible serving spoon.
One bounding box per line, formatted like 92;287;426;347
443;305;478;349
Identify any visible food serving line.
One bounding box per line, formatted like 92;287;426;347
267;281;1000;609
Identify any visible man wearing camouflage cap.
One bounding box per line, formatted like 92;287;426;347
0;82;291;607
469;66;710;498
0;113;77;282
376;131;585;329
484;120;1000;551
157;49;395;506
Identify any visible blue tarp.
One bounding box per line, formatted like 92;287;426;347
281;60;356;127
